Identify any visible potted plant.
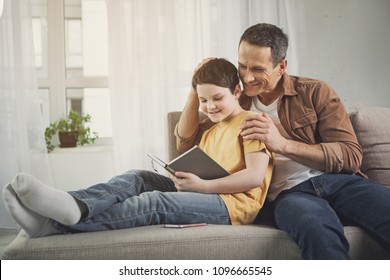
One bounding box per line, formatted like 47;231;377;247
45;110;98;153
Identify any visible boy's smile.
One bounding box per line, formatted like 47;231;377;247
197;84;242;123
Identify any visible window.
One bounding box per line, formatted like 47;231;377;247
31;0;112;140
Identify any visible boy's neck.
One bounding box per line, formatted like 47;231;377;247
219;106;245;123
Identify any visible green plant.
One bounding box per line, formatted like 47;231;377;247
45;110;98;152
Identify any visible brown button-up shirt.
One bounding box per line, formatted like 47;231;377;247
240;72;363;174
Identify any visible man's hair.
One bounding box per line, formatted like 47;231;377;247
192;58;239;94
239;23;288;67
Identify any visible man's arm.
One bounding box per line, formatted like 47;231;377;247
175;89;200;153
177;89;199;139
240;100;362;174
176;58;217;153
281;138;326;171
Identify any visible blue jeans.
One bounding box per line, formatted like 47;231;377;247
54;170;231;233
256;173;390;259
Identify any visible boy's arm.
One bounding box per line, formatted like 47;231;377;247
173;150;270;194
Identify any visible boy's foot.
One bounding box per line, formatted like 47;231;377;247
11;173;81;225
3;184;60;238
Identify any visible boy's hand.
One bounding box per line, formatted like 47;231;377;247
170;171;207;193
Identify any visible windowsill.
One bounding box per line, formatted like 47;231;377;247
49;137;113;154
50;145;113;154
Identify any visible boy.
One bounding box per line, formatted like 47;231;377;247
3;58;272;238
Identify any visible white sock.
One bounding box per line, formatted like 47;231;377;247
3;184;60;238
11;173;81;225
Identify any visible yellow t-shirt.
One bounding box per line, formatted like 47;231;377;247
199;111;273;225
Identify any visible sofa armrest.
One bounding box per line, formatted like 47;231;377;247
166;111;207;161
166;111;183;161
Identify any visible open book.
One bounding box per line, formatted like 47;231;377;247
147;145;229;180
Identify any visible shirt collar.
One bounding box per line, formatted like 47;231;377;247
281;72;297;97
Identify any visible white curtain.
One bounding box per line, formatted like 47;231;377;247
107;0;297;173
0;0;52;229
0;0;297;227
246;0;299;75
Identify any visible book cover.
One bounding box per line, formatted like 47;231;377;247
147;145;229;180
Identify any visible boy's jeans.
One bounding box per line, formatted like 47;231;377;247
259;173;390;259
54;170;230;233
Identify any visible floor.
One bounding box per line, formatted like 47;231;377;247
0;228;19;259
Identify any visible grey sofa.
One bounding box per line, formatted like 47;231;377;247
2;107;390;260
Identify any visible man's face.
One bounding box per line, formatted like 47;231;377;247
238;41;282;99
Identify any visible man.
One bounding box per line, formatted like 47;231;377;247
177;23;390;259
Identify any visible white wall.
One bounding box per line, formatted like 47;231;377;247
289;0;390;109
49;146;115;191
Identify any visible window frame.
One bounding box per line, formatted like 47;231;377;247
39;0;108;128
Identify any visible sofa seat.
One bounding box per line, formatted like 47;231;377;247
2;224;389;260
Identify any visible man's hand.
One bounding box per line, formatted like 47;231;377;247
240;112;327;171
194;57;216;76
240;112;288;154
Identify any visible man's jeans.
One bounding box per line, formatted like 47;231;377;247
54;170;231;234
257;173;390;259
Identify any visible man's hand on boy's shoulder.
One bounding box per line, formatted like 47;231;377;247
240;113;287;154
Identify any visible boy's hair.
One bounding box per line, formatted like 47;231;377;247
239;23;288;67
192;58;239;94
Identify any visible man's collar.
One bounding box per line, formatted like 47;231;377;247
281;72;297;96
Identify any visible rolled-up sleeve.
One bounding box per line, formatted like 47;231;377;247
320;141;362;174
174;123;198;153
174;118;214;153
316;87;363;174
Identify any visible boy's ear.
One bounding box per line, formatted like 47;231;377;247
234;84;241;99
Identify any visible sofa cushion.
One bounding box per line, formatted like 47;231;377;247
349;107;390;186
2;225;389;260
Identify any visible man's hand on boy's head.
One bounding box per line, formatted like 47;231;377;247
193;57;217;74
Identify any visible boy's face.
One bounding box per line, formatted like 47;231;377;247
197;84;241;123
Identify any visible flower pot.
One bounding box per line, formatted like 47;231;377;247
58;131;79;148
